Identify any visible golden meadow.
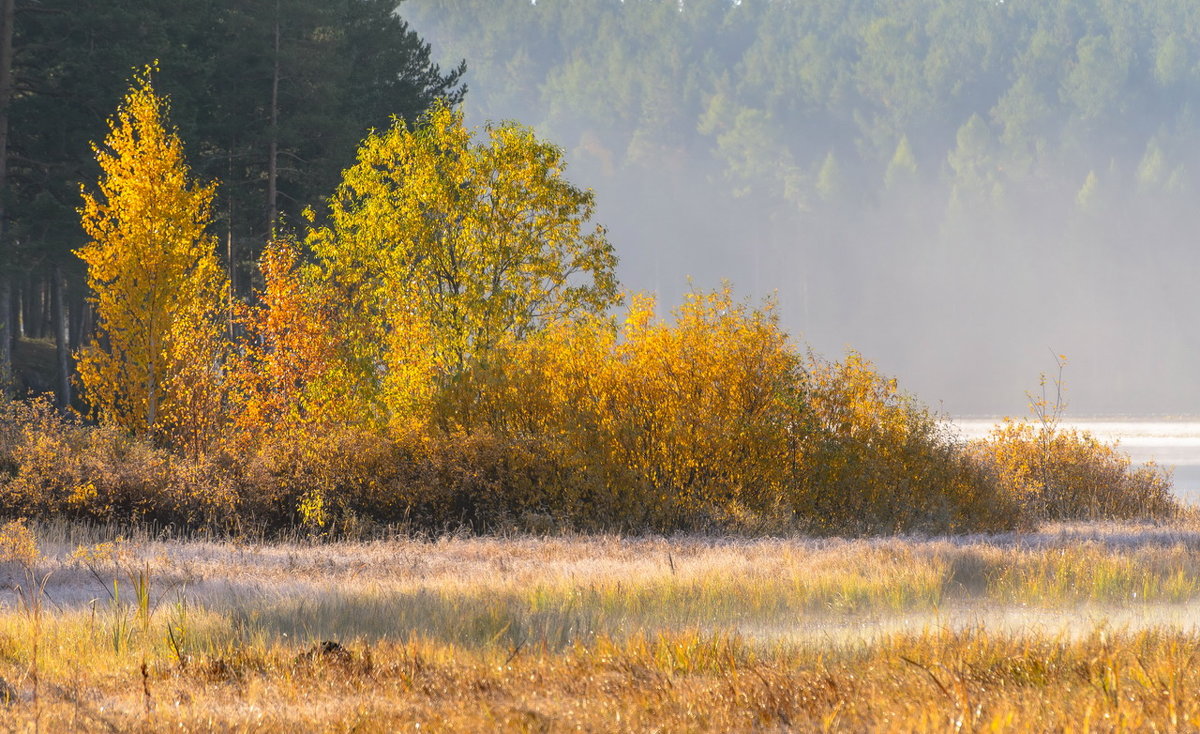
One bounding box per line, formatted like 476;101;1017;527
0;522;1191;730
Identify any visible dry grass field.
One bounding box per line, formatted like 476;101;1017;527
0;521;1196;730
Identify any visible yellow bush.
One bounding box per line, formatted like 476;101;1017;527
972;420;1175;521
432;290;1013;534
798;352;1013;534
0;519;39;568
606;291;806;526
434;288;806;529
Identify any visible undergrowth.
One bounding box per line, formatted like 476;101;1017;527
0;380;1175;537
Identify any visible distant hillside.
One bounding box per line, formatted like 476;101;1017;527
407;0;1200;415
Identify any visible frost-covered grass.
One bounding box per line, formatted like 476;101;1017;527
0;521;1197;729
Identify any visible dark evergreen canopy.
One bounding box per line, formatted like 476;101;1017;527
0;0;464;398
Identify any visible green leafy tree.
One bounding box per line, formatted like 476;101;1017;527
815;151;844;202
947;114;1002;210
1061;35;1128;123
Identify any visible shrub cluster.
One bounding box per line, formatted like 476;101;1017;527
38;77;1174;536
0;291;1176;536
969;419;1175;522
426;293;1021;534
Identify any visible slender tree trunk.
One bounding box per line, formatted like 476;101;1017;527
266;1;280;235
0;275;9;395
146;328;157;429
21;274;36;338
6;279;15;337
31;277;40;338
38;274;51;339
28;277;37;338
227;145;236;336
68;285;83;355
23;277;31;339
52;265;70;409
0;0;13;396
82;301;94;348
226;224;235;338
16;276;25;338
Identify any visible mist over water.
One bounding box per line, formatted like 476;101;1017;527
404;0;1200;418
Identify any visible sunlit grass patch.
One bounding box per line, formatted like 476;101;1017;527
0;522;1194;728
0;618;1199;730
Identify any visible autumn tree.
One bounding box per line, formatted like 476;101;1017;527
229;236;350;437
0;1;464;403
75;70;228;449
308;102;618;427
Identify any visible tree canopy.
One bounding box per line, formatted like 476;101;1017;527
406;0;1200;213
10;0;465;265
304;102;618;428
75;71;226;445
0;0;464;398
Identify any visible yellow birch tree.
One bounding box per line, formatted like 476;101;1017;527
308;101;618;429
76;69;227;448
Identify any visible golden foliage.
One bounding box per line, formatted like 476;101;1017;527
431;288;1014;533
800;352;1013;533
972;419;1175;521
306;101;618;430
431;288;806;528
75;68;228;451
229;238;340;437
0;519;39;568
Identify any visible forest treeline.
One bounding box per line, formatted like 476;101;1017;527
0;69;1176;536
406;0;1200;414
6;0;1199;411
410;0;1200;218
0;0;464;400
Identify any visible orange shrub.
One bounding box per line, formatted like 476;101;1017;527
228;238;344;440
